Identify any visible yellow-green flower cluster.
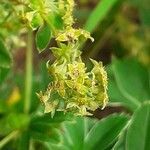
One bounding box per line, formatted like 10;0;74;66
37;0;108;116
38;57;108;116
62;0;74;27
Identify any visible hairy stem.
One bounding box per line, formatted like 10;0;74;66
24;30;33;113
0;131;19;149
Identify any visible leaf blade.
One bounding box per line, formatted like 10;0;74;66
126;102;150;150
84;114;129;150
84;0;119;32
108;58;150;111
36;23;51;53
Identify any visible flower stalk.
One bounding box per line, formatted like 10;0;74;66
24;30;33;114
0;131;19;149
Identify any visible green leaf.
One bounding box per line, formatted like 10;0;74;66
31;129;60;144
108;58;150;111
53;14;63;30
0;113;30;136
62;117;86;150
54;114;128;150
84;114;128;150
50;117;96;150
29;112;72;144
0;39;12;68
36;23;51;52
30;112;73;125
108;78;136;111
17;132;30;150
30;13;43;30
126;102;150;150
84;0;119;32
113;130;127;150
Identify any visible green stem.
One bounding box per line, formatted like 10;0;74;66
0;131;19;149
24;30;33;114
29;139;35;150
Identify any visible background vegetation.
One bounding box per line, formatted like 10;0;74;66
0;0;150;149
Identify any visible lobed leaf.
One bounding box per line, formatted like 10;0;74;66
108;58;150;111
126;102;150;150
113;129;127;150
52;114;129;150
84;114;129;150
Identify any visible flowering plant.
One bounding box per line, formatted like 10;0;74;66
34;0;108;116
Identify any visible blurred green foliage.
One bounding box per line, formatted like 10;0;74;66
0;0;150;149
